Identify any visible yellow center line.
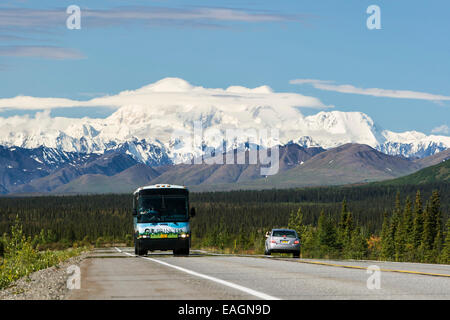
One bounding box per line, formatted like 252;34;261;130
277;258;450;278
156;249;450;278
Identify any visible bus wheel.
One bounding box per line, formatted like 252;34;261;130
136;244;146;256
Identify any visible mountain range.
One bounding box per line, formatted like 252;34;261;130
2;143;448;194
1;78;449;165
1;78;449;194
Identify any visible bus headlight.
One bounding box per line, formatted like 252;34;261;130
179;233;189;238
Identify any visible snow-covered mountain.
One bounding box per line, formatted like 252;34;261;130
0;78;448;164
290;112;449;158
0;145;100;192
378;131;450;158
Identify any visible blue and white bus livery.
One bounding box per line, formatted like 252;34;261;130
132;184;196;256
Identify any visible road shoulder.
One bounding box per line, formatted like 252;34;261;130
0;251;89;300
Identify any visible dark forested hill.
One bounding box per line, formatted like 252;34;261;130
376;159;449;186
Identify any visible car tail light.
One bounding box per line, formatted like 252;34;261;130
294;240;299;244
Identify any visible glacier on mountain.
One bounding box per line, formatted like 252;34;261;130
0;78;448;164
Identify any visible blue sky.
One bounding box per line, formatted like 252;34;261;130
0;0;449;135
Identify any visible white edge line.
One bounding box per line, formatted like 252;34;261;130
116;248;280;300
142;256;281;300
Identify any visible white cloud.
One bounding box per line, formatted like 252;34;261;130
0;6;304;30
0;46;85;60
0;77;331;111
290;79;450;102
431;124;449;135
0;6;308;60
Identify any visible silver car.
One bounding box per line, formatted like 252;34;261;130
264;229;300;258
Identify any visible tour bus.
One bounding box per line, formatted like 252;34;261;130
133;184;196;256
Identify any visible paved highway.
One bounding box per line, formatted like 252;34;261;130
67;248;450;300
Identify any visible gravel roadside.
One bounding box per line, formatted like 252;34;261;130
0;251;90;300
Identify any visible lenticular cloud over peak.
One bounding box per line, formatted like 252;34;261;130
0;77;331;161
0;77;329;111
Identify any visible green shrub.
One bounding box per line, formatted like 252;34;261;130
0;219;85;289
95;237;105;247
124;234;133;247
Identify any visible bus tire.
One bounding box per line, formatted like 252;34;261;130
136;243;146;256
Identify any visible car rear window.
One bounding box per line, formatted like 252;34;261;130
272;230;296;237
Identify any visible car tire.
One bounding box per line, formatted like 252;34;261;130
293;251;300;258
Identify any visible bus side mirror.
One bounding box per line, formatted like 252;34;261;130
190;207;196;218
132;209;137;216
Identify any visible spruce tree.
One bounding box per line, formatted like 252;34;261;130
325;216;338;253
288;207;306;240
381;211;394;260
401;196;414;261
394;192;402;216
429;190;443;261
342;211;354;258
317;210;326;243
288;209;297;230
429;190;441;241
441;219;450;264
300;226;316;258
350;227;368;260
412;190;424;260
317;210;338;258
420;200;434;262
338;199;348;249
391;193;402;261
432;230;443;264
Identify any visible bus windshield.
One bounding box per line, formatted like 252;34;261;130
137;195;188;222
